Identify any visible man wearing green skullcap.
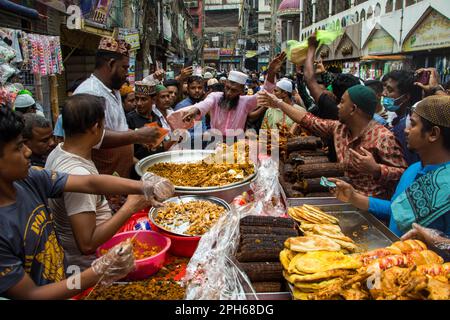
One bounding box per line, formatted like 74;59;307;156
327;95;450;239
257;84;407;200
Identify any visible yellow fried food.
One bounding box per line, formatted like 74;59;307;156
280;249;292;270
295;251;363;274
287;253;306;275
287;235;341;253
286;269;353;283
295;278;344;292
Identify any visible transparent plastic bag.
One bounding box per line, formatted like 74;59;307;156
183;158;287;300
248;157;287;217
183;204;257;300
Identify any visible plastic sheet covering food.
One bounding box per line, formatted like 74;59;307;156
285;25;344;66
183;158;288;300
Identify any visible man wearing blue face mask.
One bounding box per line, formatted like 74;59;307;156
382;70;422;165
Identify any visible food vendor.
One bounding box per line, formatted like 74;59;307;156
0;107;168;299
73;37;160;178
45;94;174;270
168;52;286;138
328;96;450;237
258;85;407;200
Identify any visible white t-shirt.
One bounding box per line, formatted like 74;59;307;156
45;144;112;270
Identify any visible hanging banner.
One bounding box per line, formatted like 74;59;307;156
128;51;136;86
403;10;450;52
367;28;394;55
203;48;220;60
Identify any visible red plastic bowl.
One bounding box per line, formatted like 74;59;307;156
149;222;200;257
96;230;171;280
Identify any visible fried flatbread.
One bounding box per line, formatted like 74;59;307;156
288;235;341;253
295;251;363;274
331;238;359;253
292;287;310;300
303;204;339;224
288;252;307;274
289;269;353;283
295;278;344;291
312;224;354;243
280;249;292;270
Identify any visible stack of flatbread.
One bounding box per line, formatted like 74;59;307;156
280;249;363;300
287;205;359;253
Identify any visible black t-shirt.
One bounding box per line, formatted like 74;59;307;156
315;93;339;120
313;93;339;161
0;168;68;296
126;111;162;160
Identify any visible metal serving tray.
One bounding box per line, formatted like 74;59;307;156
287;198;399;250
135;150;257;191
149;195;231;237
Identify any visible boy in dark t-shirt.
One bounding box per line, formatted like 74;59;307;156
0;107;169;299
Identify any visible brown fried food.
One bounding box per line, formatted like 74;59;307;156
147;161;254;187
155;200;226;236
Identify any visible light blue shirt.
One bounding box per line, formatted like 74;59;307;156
53;114;64;137
369;161;450;236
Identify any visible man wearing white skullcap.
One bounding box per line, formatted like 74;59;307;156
167;52;287;136
261;78;305;130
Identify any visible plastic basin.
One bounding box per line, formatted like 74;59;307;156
149;222;200;257
96;230;171;280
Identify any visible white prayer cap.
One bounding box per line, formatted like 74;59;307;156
276;78;293;93
220;76;227;81
14;94;35;109
228;71;248;85
204;72;213;79
207;78;218;86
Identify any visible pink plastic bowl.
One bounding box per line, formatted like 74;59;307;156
96;230;171;280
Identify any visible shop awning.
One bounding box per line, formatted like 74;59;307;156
361;55;408;61
0;0;40;19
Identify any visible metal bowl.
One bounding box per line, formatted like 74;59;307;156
135;150;257;191
135;150;257;202
149;195;231;237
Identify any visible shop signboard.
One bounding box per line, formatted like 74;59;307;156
203;48;220;60
220;48;234;56
367;28;394;55
403;10;450;52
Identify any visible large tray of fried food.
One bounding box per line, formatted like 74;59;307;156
146;161;255;189
150;196;230;237
282;239;450;300
287;205;359;253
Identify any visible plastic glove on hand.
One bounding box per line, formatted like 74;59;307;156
91;239;135;286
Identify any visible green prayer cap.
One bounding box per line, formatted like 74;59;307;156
347;84;377;117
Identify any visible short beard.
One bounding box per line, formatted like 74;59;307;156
111;74;124;90
219;95;240;110
189;95;202;103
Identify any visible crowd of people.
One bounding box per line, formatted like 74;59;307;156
0;34;449;299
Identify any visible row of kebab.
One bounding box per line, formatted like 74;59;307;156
83;133;449;300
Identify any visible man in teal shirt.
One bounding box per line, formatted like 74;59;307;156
329;95;450;237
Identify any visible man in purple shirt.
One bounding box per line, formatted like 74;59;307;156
169;53;286;137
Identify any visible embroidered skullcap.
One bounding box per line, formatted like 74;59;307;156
415;95;450;128
98;37;131;57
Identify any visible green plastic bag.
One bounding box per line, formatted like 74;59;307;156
316;24;344;46
285;24;343;65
